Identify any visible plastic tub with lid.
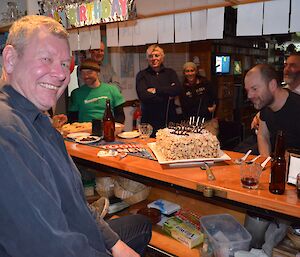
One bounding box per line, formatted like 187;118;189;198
199;214;252;257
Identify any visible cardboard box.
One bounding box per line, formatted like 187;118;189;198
148;199;180;215
163;217;203;248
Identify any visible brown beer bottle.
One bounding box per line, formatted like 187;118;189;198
103;99;115;142
269;130;286;195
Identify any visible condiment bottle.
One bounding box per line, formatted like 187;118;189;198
132;103;142;131
103;99;115;142
269;130;286;195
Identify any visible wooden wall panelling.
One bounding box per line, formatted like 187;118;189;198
189;41;213;80
215;75;234;120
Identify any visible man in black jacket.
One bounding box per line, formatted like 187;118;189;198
136;45;182;136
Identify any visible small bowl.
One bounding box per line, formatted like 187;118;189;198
137;207;161;224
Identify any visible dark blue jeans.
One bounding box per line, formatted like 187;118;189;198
107;214;152;256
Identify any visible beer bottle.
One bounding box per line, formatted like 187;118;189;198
269;130;286;195
103;99;115;142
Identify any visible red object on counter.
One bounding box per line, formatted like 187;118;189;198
133;104;142;130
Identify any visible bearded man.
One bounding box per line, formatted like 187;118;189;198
244;64;300;156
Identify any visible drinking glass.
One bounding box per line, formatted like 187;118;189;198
138;123;153;139
240;161;262;189
92;119;103;136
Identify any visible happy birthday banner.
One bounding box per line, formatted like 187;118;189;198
50;0;135;28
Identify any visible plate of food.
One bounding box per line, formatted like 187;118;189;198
67;132;91;139
147;142;231;165
75;135;102;144
117;131;140;139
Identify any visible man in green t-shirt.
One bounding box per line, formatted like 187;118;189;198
68;59;125;123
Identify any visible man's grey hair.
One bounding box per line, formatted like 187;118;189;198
6;15;69;56
146;44;165;59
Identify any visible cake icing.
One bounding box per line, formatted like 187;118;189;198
155;128;220;160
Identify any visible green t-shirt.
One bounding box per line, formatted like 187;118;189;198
69;83;125;122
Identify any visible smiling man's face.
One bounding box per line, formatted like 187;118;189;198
8;27;70;111
147;50;164;70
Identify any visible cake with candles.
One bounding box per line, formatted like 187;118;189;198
155;124;220;160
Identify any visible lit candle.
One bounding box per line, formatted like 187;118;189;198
196;117;200;126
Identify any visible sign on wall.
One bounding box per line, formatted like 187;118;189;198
41;0;136;28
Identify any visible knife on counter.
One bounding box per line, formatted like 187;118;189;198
202;162;216;181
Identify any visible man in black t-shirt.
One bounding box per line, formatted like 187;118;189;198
244;64;300;156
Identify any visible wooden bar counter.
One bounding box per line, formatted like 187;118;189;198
65;139;300;256
65;139;300;218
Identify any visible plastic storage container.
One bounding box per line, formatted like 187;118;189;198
199;214;252;257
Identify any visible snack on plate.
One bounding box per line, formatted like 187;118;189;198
62;122;124;136
155;128;220;160
61;122;92;134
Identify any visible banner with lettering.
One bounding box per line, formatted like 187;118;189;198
44;0;136;28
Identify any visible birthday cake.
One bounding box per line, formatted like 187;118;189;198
155;128;220;160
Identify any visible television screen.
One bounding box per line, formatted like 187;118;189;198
233;60;242;75
215;55;230;74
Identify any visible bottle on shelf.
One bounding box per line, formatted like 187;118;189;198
103;99;115;142
132;102;142;131
269;130;286;195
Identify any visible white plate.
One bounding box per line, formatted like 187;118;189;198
117;131;140;139
75;135;102;144
148;142;231;165
67;132;90;139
